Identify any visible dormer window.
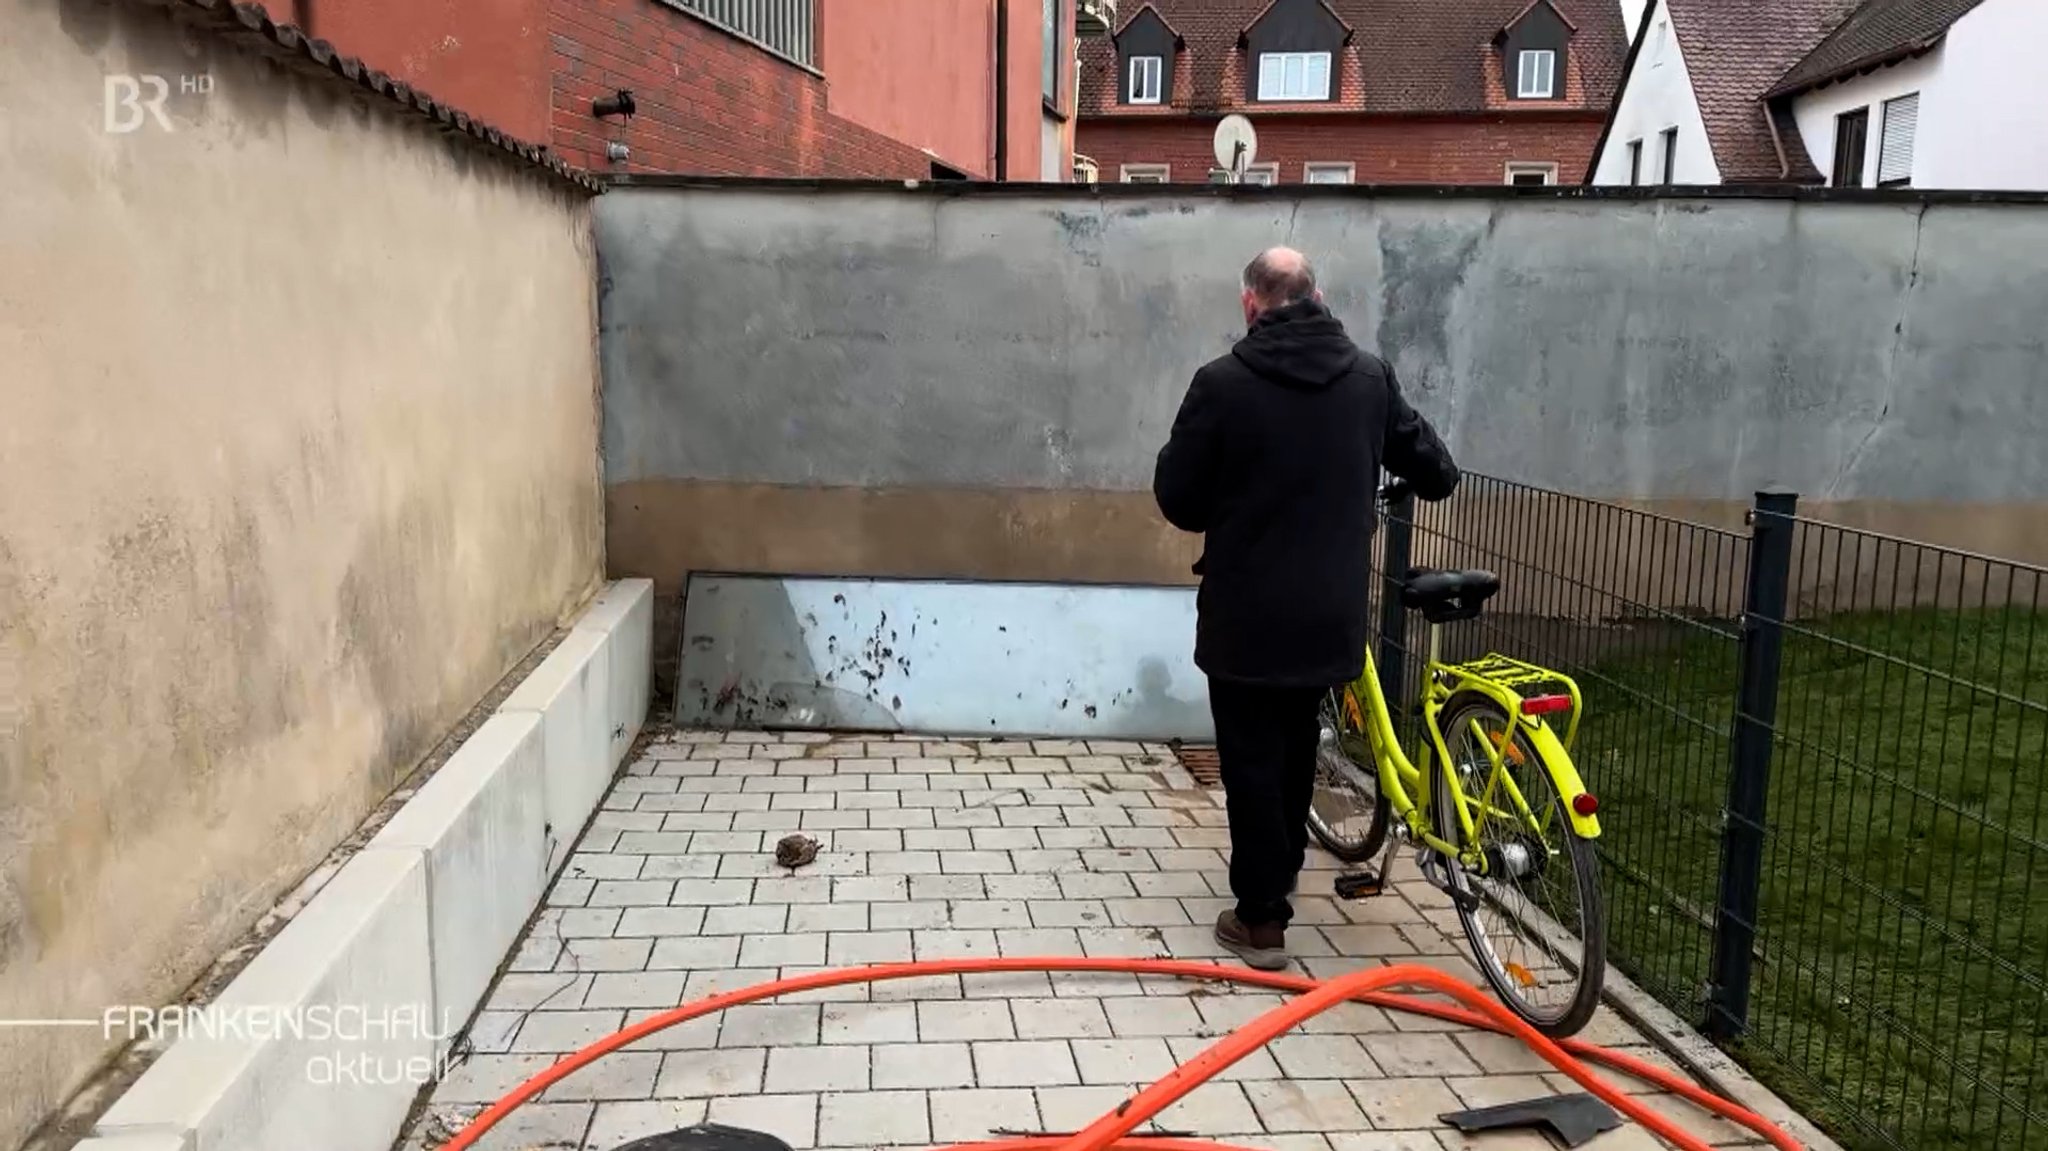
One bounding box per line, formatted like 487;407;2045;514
1516;49;1556;98
1496;0;1574;102
1128;56;1163;104
1115;5;1183;106
1258;52;1332;101
1240;0;1349;104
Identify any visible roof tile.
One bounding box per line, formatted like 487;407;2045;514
1080;0;1628;116
158;0;598;191
1663;0;1866;181
1771;0;1987;96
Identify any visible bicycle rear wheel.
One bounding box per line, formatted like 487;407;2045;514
1432;691;1605;1037
1307;689;1390;862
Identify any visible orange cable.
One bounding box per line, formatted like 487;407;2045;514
439;957;1805;1151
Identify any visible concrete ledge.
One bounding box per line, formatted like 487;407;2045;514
364;712;547;1058
88;582;651;1151
575;576;653;760
96;851;433;1151
501;625;614;875
1597;964;1845;1151
70;1136;191;1151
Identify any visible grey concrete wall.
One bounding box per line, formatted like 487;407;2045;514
0;2;603;1144
599;185;2048;505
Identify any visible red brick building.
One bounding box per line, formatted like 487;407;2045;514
255;0;1105;180
550;0;1094;179
1076;0;1629;185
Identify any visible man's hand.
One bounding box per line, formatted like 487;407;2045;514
1154;368;1223;532
1381;365;1458;501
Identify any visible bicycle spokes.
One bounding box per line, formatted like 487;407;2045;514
1444;703;1599;1027
1308;690;1387;863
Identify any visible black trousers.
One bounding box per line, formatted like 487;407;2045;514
1208;678;1326;929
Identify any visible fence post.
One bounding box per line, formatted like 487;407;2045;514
1376;489;1416;709
1705;488;1798;1042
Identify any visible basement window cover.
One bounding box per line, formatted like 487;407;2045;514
1879;93;1918;186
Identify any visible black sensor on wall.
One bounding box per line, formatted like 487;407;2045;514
593;90;636;120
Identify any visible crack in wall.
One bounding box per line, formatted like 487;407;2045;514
1826;201;1928;500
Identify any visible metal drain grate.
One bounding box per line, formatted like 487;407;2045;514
1174;745;1222;786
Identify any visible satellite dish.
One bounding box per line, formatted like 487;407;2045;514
1212;115;1258;179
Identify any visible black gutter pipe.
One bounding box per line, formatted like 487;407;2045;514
994;0;1009;180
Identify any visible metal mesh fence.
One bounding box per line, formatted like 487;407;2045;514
1747;512;2048;1151
1367;472;2047;1151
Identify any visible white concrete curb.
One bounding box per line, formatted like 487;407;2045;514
67;1131;192;1150
1597;962;1846;1151
365;712;548;1063
81;580;653;1151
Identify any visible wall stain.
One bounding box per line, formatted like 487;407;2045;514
1127;657;1210;736
51;0;115;54
1373;221;1484;398
3;497;304;982
1050;209;1106;268
216;49;288;142
0;536;36;972
336;494;454;786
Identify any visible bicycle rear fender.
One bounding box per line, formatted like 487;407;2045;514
1439;672;1600;840
1522;722;1601;839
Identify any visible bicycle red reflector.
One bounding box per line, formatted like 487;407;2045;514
1572;794;1600;816
1520;694;1572;716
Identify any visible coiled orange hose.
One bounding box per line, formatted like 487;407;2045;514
441;957;1804;1151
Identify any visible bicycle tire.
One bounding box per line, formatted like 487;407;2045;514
1307;689;1391;862
1431;690;1606;1038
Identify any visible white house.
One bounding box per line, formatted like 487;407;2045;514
1587;0;2048;190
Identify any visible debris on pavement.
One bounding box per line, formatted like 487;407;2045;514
773;833;820;870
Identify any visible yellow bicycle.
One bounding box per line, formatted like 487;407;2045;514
1309;484;1608;1036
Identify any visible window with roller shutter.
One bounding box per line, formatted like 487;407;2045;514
1878;93;1918;187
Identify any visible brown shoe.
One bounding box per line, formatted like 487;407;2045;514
1214;910;1289;971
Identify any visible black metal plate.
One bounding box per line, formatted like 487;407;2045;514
618;1124;795;1151
1439;1093;1622;1148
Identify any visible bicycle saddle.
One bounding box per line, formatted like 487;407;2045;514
1400;568;1501;622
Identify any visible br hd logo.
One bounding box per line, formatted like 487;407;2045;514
104;73;212;133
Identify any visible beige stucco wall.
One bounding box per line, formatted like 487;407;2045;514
0;1;604;1143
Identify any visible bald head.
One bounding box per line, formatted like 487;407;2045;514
1241;246;1319;313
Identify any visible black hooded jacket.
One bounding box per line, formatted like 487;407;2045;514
1153;298;1460;687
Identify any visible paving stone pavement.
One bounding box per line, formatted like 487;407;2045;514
400;732;1769;1151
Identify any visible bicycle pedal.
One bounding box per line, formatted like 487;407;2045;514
1333;871;1385;900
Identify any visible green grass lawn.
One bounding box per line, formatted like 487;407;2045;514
1565;607;2048;1151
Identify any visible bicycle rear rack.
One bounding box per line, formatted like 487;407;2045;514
1446;653;1583;750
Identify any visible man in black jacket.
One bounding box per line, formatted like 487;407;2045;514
1154;246;1460;970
